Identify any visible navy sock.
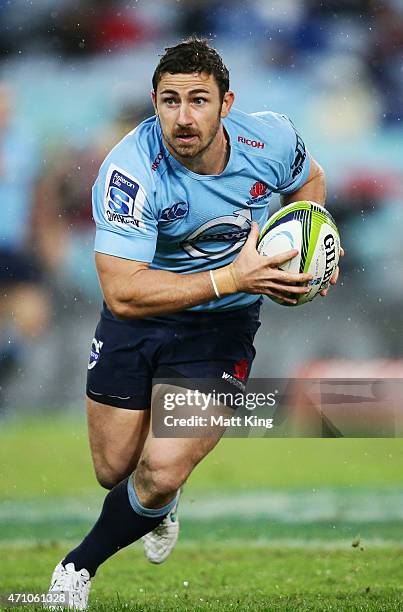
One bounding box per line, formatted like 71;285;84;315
63;477;177;576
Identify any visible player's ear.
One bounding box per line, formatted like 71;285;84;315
151;90;158;115
220;90;235;118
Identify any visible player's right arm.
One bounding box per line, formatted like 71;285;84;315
93;154;311;318
96;223;312;318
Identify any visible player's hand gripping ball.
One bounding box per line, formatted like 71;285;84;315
257;201;341;306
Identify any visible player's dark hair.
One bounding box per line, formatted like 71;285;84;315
152;37;230;102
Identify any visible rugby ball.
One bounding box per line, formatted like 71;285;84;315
257;201;340;306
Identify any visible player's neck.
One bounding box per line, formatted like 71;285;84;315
171;126;230;176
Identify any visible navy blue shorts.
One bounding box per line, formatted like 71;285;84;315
86;299;262;410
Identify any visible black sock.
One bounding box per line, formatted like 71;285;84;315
62;478;173;576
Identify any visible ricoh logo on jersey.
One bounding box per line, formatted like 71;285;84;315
104;165;147;229
238;136;265;149
181;209;252;260
246;181;271;205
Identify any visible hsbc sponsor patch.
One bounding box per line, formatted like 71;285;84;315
104;164;147;229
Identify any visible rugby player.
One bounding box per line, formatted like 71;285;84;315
46;38;340;609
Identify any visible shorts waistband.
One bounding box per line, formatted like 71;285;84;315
101;297;262;326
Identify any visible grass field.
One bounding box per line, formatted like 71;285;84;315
1;415;403;611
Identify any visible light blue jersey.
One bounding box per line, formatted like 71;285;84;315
93;108;310;311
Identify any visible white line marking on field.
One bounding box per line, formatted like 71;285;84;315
181;489;403;522
2;489;403;523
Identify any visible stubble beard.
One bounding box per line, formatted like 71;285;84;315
164;115;221;162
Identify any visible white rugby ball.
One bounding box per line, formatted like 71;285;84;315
257;201;340;306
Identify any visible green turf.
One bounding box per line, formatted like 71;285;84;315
1;415;403;499
2;517;403;546
1;544;403;611
2;490;403;544
1;415;403;610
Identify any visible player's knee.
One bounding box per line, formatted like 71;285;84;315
94;464;128;490
136;456;186;500
92;447;140;490
152;469;183;498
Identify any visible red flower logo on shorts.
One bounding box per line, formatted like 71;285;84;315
234;358;249;381
249;181;268;199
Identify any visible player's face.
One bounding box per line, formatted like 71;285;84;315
153;72;234;162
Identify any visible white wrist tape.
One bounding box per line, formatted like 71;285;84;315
209;269;221;299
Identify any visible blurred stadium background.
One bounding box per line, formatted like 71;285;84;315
1;2;403;608
1;0;403;411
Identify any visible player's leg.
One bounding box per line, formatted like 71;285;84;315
137;400;226;560
139;377;232;560
47;312;156;609
46;303;261;606
141;300;262;563
46;413;224;609
57;408;224;576
85;309;156;489
86;397;150;489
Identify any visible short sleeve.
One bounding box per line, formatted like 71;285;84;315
273;115;311;195
92;163;158;263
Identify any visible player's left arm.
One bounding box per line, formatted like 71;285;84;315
282;155;343;296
